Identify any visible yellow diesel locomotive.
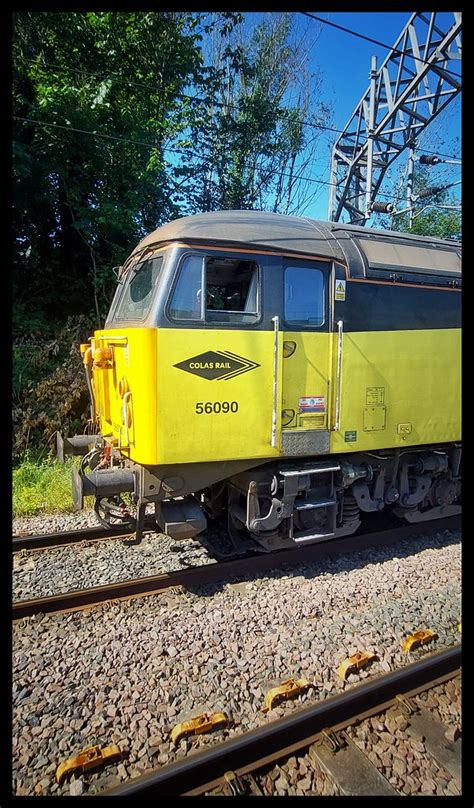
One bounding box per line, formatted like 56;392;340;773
60;211;461;552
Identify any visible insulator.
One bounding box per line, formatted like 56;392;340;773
418;186;444;199
419;155;440;165
372;201;394;213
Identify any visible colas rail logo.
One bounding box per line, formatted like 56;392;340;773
174;350;260;381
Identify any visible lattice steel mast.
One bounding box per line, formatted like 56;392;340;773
328;12;462;224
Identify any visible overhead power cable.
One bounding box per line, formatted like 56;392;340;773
14;115;195;157
14;115;415;202
18;55;343;136
16;55;460;161
300;11;462;79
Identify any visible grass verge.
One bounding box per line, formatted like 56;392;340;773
13;454;79;517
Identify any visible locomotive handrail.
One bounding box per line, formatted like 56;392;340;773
334;319;343;432
271;316;280;448
83;362;96;423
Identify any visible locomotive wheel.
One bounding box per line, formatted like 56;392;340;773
94;496;136;530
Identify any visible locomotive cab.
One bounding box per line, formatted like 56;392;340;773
61;211;461;551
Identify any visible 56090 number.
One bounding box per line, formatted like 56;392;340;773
195;401;239;414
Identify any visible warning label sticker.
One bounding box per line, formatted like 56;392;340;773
299;396;326;413
335;280;346;301
366;387;385;405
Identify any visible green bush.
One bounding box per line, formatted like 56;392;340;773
13;455;80;516
12;315;96;459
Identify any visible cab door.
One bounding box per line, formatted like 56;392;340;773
156;250;282;465
280;258;333;457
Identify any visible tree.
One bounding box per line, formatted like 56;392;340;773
181;13;333;215
393;206;461;240
13;11;209;332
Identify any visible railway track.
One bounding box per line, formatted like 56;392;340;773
103;644;461;796
12;512;461;555
12;516;460;620
12;518;158;552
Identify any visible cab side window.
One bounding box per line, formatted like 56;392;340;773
284;266;325;327
206;257;258;323
169;254;260;324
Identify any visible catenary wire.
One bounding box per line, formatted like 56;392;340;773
13;116;461;206
17;56;345;137
16;55;460;161
300;11;462;79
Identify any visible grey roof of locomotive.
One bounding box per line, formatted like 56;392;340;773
128;210;461;280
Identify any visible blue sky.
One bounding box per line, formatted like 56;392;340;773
258;11;461;223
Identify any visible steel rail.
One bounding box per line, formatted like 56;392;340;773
104;644;461;796
12;516;460;620
12;518;158;552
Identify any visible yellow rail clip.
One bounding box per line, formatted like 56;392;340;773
402;629;437;653
261;678;312;713
56;744;121;784
337;651;377;681
171;712;228;745
458;622;462;633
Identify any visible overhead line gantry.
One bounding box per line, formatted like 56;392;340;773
328;12;462;224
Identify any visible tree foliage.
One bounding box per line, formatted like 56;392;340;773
373;164;461;240
13;11;209;331
393;207;461;240
184;13;332;214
